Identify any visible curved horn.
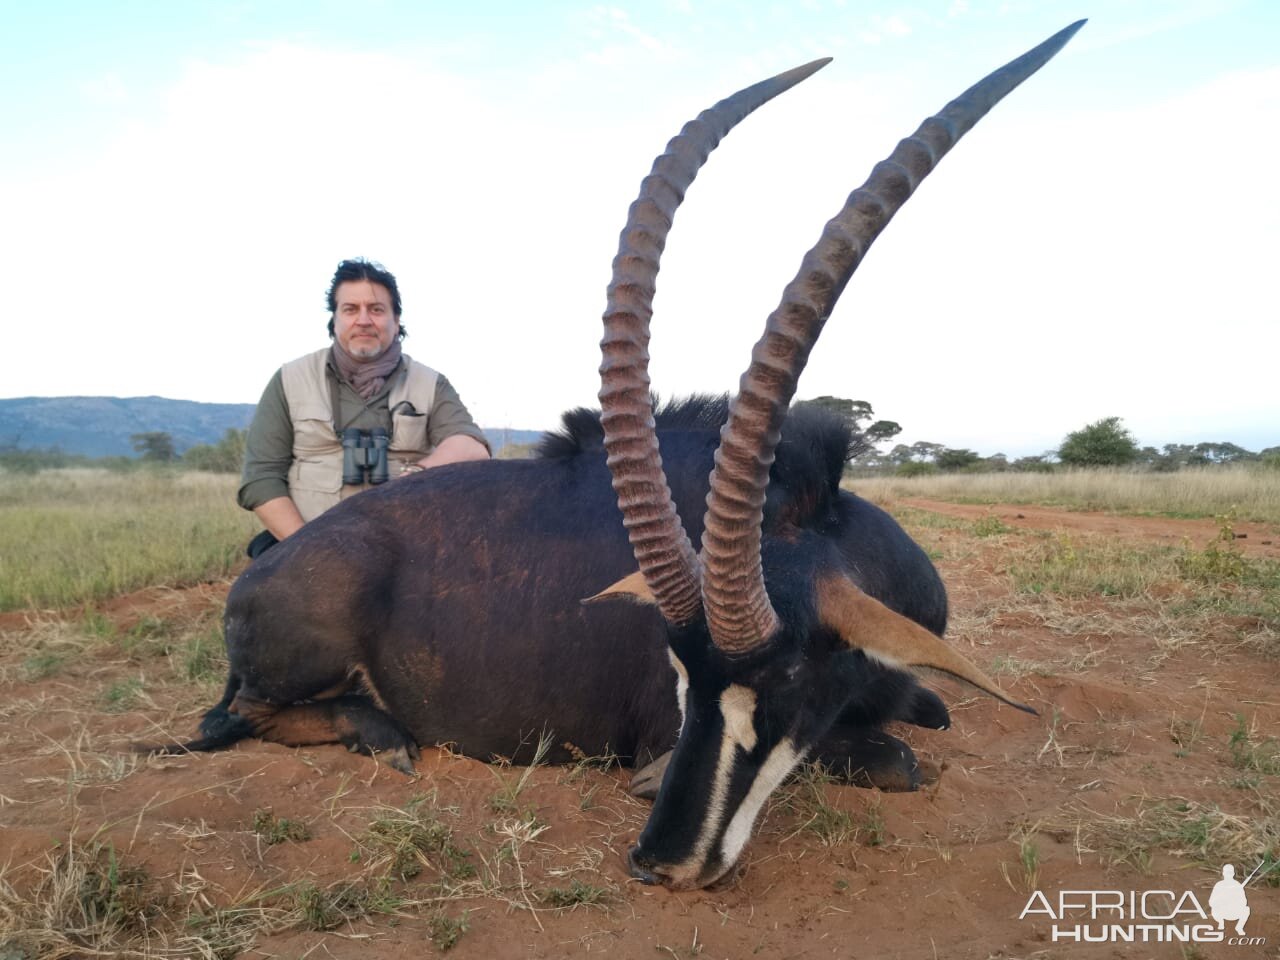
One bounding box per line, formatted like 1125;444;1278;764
817;574;1036;714
701;21;1086;654
599;58;831;627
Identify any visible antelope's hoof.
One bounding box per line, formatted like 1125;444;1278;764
382;746;419;777
628;751;672;801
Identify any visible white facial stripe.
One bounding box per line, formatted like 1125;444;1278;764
667;650;689;728
720;738;805;866
720;684;758;752
665;684;760;885
671;720;737;882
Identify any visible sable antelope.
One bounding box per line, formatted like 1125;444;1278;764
159;20;1082;890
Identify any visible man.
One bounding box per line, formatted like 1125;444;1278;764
238;258;490;556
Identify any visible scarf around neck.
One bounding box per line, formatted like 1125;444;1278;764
330;338;403;400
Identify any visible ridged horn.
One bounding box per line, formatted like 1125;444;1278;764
701;21;1086;654
599;58;832;627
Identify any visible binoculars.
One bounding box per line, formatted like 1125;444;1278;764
342;427;390;485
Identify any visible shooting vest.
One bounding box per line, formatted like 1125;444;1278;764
280;348;439;522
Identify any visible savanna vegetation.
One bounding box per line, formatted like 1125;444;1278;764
1;419;1277;957
852;464;1280;524
790;400;1279;478
0;469;253;611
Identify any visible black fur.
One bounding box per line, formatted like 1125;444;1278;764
159;394;949;892
537;395;734;458
539;395;859;537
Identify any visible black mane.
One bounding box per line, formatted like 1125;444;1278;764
537;395;862;530
535;395;731;459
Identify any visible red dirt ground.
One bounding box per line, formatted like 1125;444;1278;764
897;499;1280;561
1;502;1276;959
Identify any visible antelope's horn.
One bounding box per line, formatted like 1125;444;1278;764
599;59;831;627
817;575;1036;714
700;21;1086;654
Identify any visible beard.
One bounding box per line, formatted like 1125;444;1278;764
347;341;385;360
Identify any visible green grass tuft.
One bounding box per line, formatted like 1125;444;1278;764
252;809;312;845
539;878;613;909
426;909;470;951
1228;715;1280;775
99;677;144;712
20;650;67;681
363;795;474;883
972;514;1011;537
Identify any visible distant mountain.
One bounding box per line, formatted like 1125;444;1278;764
0;396;257;458
0;396;543;458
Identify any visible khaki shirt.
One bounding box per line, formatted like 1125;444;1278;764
238;350;489;515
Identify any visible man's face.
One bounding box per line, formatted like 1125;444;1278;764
332;280;399;359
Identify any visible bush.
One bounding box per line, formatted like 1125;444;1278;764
1058;417;1139;467
1011;457;1056;474
896;461;938;478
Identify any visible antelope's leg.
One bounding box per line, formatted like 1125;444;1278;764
230;693;421;775
811;724;938;792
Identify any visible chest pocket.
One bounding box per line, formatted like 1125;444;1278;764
391;408;429;454
288;400;342;497
290;401;338;460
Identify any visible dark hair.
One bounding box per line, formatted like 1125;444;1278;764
326;258;408;339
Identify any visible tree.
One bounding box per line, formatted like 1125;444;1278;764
130;431;176;463
183;428;247;473
1192;442;1254;464
795;396;901;462
935;448;982;472
1157;443;1200;470
853;451;889;472
885;444;914;466
1057;417;1138;467
896;460;938;477
798;396;873;429
1011;455;1054;473
866;420;902;443
907;441;945;463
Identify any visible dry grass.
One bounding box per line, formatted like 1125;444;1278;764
852;465;1280;524
769;764;886;850
1050;796;1280;873
0;838;295;959
0;468;255;611
0;777;631;958
0;603;229;698
360;793;475;885
907;507;1280;641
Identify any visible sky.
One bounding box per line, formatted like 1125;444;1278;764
1;0;1276;457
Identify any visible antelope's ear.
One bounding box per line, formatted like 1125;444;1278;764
582;570;658;607
816;574;1036;715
